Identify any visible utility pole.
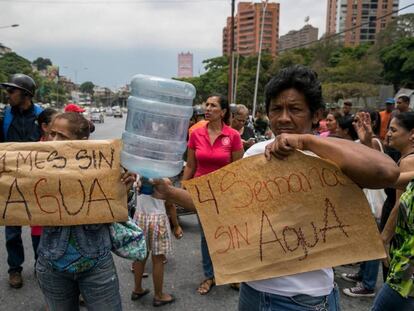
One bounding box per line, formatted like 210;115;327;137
228;0;235;104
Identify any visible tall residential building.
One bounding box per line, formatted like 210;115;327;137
222;2;280;57
325;0;399;46
279;24;319;51
177;52;193;78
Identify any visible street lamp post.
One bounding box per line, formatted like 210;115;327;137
252;0;269;119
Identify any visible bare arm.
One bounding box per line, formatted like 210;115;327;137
393;156;414;190
381;193;401;244
152;179;196;212
394;171;414;190
265;134;399;189
182;148;196;182
165;201;179;227
165;200;183;238
382;156;414;241
232;149;244;162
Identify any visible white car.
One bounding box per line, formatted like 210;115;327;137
90;110;104;123
113;109;123;118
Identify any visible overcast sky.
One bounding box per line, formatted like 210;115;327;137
1;0;413;89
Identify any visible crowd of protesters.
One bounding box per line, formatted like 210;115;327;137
0;66;413;311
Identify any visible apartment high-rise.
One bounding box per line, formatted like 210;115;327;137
325;0;399;46
177;52;193;78
279;24;319;51
222;2;280;57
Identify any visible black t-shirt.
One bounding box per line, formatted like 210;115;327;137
241;126;255;141
254;118;268;136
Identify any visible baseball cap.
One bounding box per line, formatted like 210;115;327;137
64;103;86;113
385;98;395;105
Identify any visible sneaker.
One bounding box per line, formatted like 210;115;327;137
341;273;362;283
343;282;375;297
8;272;23;289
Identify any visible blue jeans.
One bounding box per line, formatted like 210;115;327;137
36;254;122;311
239;283;341;311
358;260;380;290
6;226;39;273
200;221;214;279
371;283;414;311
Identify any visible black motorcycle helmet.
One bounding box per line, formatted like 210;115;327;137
0;73;37;97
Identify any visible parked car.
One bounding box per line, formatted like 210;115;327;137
90;108;104;123
113;109;123;118
105;108;114;116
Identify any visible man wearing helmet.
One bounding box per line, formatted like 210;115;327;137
0;73;43;289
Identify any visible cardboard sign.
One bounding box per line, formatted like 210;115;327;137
0;139;128;226
183;151;386;285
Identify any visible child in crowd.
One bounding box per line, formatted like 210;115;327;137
31;108;57;262
131;195;180;307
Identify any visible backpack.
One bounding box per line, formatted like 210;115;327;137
2;103;43;139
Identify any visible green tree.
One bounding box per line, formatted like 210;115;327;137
32;57;52;71
380;37;414;89
376;13;414;48
0;52;32;78
80;81;95;95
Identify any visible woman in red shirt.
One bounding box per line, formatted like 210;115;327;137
183;94;244;295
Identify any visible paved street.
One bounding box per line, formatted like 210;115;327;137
0;116;381;310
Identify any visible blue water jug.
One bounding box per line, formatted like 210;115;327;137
121;74;196;193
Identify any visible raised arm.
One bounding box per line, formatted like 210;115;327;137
152;179;196;212
182;148;196;182
265;133;399;189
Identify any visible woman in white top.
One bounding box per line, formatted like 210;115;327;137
151;65;399;310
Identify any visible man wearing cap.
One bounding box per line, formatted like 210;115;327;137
379;98;395;141
0;73;43;289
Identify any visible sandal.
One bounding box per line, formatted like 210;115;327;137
197;278;215;295
153;294;175;307
131;288;150;301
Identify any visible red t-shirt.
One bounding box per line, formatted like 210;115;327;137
188;123;243;177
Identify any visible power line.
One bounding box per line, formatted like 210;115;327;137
278;2;414;53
